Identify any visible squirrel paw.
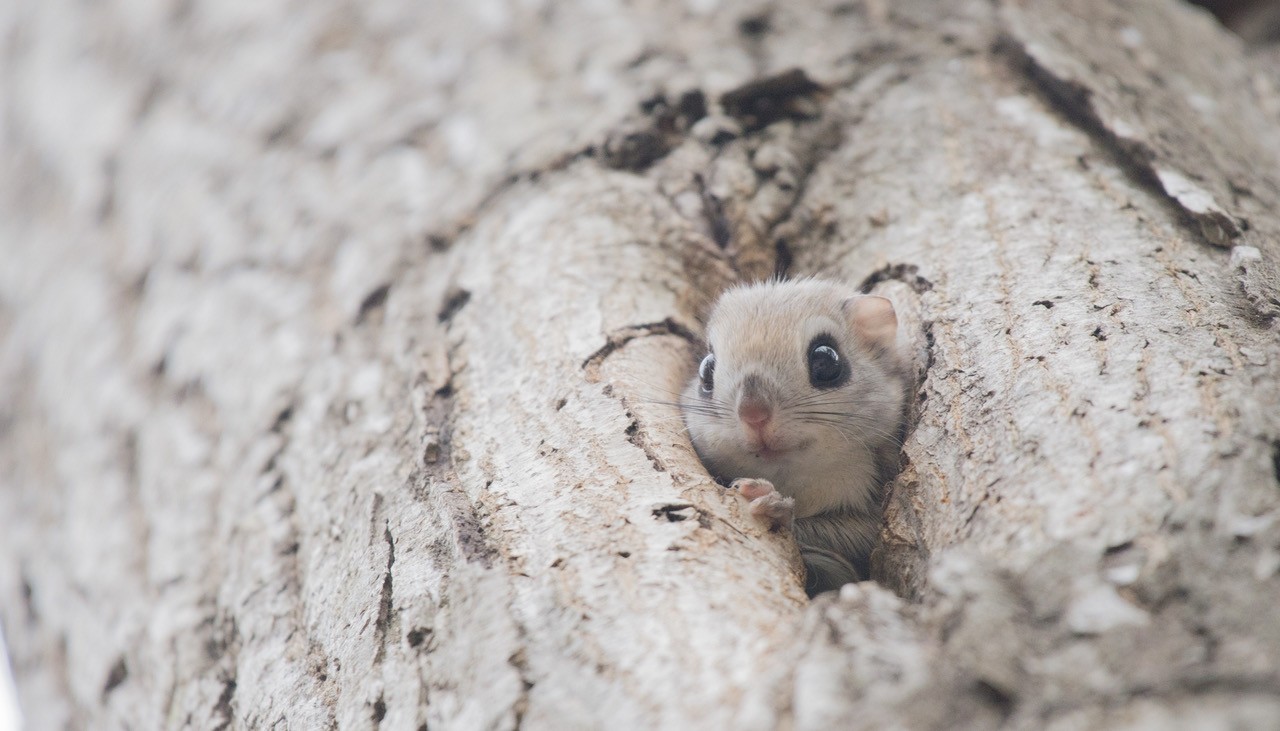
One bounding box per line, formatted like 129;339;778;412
730;478;795;531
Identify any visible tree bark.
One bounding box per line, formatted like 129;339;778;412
3;0;1279;728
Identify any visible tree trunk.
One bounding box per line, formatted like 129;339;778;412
3;0;1280;728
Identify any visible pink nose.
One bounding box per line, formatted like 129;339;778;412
738;400;772;428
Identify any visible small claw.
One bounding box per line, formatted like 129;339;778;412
749;491;795;531
728;478;793;530
731;477;776;501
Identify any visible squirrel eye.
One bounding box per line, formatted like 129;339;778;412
698;354;716;394
808;344;842;387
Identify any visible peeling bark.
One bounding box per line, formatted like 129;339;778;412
3;0;1280;729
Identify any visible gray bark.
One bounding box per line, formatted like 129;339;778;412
2;0;1279;729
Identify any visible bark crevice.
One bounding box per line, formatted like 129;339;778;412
999;35;1236;249
580;319;701;376
372;523;396;666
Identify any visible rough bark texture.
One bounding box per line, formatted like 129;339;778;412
3;0;1279;729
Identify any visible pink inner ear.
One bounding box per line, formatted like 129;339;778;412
845;295;898;349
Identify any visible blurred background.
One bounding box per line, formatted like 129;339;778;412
0;634;16;730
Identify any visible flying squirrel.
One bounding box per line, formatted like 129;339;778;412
681;278;910;595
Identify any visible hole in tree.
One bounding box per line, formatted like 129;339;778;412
1185;0;1280;44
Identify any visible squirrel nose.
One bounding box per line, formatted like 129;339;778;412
738;399;772;427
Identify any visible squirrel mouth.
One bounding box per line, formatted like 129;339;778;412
751;443;789;460
749;435;813;460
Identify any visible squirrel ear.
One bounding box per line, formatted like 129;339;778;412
843;295;898;350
